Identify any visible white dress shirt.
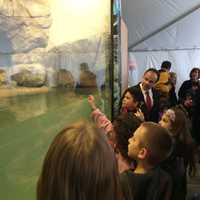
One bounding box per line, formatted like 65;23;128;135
139;83;154;106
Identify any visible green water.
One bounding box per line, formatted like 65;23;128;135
0;89;111;200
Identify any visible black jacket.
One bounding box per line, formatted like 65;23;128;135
120;168;172;200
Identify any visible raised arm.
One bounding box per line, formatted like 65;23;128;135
87;95;113;135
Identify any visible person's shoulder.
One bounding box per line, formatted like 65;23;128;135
129;84;140;89
128;85;143;96
120;170;135;188
120;169;144;183
181;79;192;85
156;167;172;182
120;170;151;188
120;169;134;178
152;88;161;97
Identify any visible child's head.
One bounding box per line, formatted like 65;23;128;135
128;122;172;166
189;67;200;81
159;108;188;139
182;92;193;108
161;61;171;71
113;113;142;164
159;109;175;131
37;120;121;200
159;108;196;176
120;87;141;112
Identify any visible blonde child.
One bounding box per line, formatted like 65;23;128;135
37;121;122;200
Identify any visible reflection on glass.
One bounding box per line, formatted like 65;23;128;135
77;62;97;89
112;0;122;117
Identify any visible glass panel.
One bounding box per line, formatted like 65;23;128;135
0;1;111;199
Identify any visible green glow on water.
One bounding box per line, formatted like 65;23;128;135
0;88;111;200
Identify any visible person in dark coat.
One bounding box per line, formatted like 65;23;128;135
192;88;200;146
178;68;200;102
129;68;160;122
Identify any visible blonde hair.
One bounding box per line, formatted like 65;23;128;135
37;120;122;200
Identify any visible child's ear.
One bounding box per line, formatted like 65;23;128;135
138;147;148;160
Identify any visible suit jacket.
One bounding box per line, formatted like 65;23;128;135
130;84;160;122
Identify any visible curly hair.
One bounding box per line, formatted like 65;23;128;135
119;87;142;113
113;113;142;165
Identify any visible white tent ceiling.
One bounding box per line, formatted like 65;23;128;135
122;0;200;51
121;0;200;91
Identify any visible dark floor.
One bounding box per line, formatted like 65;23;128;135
187;163;200;199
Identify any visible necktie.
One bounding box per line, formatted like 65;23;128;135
145;91;152;111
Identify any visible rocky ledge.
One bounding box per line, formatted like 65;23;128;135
0;86;49;98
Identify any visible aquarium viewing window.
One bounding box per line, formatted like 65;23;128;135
0;0;117;199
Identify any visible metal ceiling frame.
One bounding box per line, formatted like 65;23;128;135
128;4;200;51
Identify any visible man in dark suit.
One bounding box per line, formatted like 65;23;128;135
130;68;160;122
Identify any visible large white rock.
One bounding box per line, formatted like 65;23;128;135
11;48;47;65
49;34;110;54
11;63;46;87
0;0;50;17
0;0;52;53
46;67;58;87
